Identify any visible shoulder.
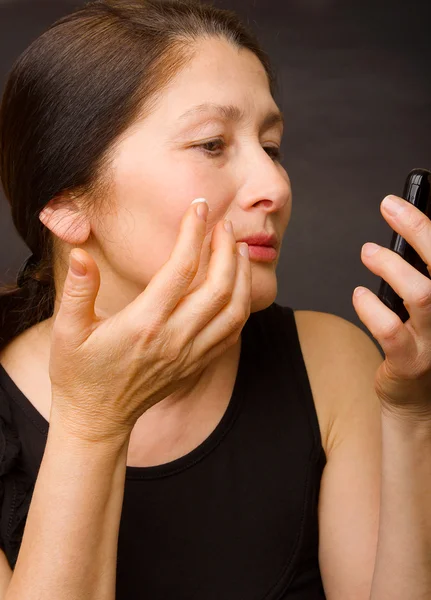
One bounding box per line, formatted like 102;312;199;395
292;309;383;382
0;322;52;424
293;310;385;596
0;320;51;374
293;308;383;366
293;309;384;457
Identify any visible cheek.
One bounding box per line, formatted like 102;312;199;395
112;207;182;283
101;157;233;283
94;200;196;288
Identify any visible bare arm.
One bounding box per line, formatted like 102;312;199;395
0;552;12;597
369;414;431;600
309;311;431;599
0;200;250;599
4;415;129;600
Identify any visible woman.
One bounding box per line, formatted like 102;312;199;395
0;0;430;598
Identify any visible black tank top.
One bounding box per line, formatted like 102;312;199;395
0;302;327;599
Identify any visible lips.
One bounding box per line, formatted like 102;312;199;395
236;232;278;248
235;232;279;262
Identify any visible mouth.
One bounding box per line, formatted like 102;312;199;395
236;232;279;262
245;245;278;262
237;232;277;247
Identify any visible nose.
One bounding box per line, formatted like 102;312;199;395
238;150;291;214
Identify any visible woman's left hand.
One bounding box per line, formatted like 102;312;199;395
352;194;431;424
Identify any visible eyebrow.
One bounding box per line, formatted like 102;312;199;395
177;102;285;131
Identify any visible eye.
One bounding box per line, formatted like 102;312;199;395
195;138;226;157
264;146;283;162
194;138;283;162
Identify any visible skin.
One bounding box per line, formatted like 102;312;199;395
10;36;431;600
11;36;292;461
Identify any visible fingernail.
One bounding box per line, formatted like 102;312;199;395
239;242;249;258
191;198;209;221
362;242;380;256
382;195;404;216
354;286;366;297
70;251;87;276
224;220;233;234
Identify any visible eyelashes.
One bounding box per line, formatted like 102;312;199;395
194;138;283;163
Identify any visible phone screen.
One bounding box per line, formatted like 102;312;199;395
377;168;431;323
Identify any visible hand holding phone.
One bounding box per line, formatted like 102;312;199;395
377;168;431;323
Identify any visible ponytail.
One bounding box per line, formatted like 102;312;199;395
0;251;55;350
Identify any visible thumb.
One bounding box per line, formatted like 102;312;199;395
55;249;101;347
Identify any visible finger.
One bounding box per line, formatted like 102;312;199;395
352;285;418;377
188;241;251;362
381;195;431;272
169;217;239;340
361;242;431;333
126;198;209;324
54;249;101;347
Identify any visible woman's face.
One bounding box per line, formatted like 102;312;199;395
86;36;292;315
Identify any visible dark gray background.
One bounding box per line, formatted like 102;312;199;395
1;0;430;349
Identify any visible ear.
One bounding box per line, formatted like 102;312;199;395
39;195;91;245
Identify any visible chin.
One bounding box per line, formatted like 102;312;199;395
249;270;278;313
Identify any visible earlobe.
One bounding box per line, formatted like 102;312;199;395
39;197;91;245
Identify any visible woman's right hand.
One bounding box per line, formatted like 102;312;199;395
47;199;251;445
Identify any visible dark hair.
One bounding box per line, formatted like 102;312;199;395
0;0;278;350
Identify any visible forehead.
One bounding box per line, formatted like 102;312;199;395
154;37;279;124
183;36;269;81
177;101;284;133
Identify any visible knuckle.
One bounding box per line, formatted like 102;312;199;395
162;344;182;364
172;259;197;285
158;327;183;364
212;282;232;306
131;316;163;346
51;323;82;357
225;305;247;330
237;304;249;324
412;284;431;310
225;329;241;348
409;214;428;235
52;322;71;345
162;340;183;365
412;357;430;379
62;280;89;301
130;319;183;365
380;318;403;343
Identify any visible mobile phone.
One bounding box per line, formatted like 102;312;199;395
377;168;431;323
